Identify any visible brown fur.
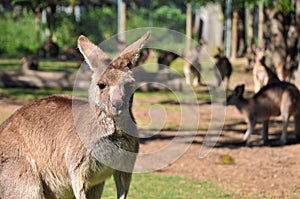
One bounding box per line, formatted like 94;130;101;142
276;56;297;82
0;32;150;198
252;48;280;93
214;47;232;91
184;40;206;86
226;82;300;145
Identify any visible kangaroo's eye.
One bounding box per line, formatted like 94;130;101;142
98;83;106;90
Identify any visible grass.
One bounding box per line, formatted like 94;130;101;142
102;173;235;199
0;87;72;101
0;58;78;71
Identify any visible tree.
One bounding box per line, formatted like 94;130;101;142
12;0;72;44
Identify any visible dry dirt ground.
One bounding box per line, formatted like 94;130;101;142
1;71;300;198
133;70;300;199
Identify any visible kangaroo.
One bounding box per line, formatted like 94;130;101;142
253;48;280;93
245;43;256;70
20;55;39;74
214;47;232;91
183;39;206;86
225;83;300;145
0;32;150;198
157;50;180;70
276;56;297;82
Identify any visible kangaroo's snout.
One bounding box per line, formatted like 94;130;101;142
111;100;123;115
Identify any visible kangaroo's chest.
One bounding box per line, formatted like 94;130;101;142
87;159;114;187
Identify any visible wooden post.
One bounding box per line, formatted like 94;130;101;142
225;0;232;57
258;1;264;47
118;0;126;43
121;2;126;41
186;3;192;53
245;3;254;47
231;10;238;59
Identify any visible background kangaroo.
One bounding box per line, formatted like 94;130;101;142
0;32;150;198
225;83;300;145
252;48;280;93
214;47;232;91
183;39;205;86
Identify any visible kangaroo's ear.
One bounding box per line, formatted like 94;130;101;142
110;31;150;69
235;84;245;96
78;35;111;72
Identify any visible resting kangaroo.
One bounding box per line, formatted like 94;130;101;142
225;83;300;145
0;32;150;198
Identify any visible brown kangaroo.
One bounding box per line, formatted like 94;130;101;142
252;48;280;93
276;56;297;82
214;47;232;91
225;83;300;145
0;32;150;198
183;40;205;86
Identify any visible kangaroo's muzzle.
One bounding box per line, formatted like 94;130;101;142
111;100;123;116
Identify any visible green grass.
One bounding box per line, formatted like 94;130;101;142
0;87;72;101
102;173;235;199
0;58;78;71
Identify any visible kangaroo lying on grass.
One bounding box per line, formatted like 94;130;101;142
0;32;150;198
225;82;300;145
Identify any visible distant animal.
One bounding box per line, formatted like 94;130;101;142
158;50;180;70
252;48;280;93
214;47;232;90
183;41;204;86
20;55;39;74
136;48;151;66
245;43;256;70
0;32;150;198
276;55;298;82
38;40;59;58
225;83;300;145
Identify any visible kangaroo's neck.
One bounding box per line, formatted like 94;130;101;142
235;97;251;114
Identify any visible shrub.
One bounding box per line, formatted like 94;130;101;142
0;11;37;57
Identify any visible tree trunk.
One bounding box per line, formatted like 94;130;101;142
70;0;76;22
245;3;254;47
225;0;232;57
258;1;264;47
186;3;192;54
51;4;57;42
34;8;42;45
296;0;300;54
45;6;52;41
231;10;238;59
45;5;57;42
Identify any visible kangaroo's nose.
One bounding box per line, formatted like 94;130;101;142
112;101;123;115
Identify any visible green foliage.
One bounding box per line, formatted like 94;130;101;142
264;0;295;13
77;6;118;43
0;11;38;56
56;13;78;48
127;4;186;33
